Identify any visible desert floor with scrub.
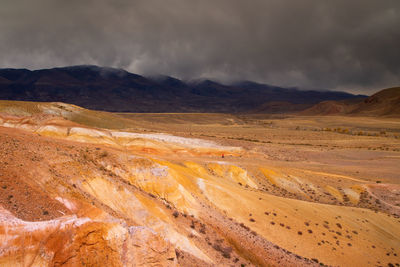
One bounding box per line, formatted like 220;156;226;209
0;101;399;266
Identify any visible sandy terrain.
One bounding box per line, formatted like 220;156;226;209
0;101;399;266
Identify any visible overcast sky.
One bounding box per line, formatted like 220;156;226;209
1;0;399;94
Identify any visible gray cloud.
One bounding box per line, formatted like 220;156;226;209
1;0;399;94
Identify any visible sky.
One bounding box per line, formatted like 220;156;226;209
1;0;399;94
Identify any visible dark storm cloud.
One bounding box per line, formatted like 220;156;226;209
1;0;399;93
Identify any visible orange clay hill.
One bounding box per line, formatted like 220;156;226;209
0;100;399;267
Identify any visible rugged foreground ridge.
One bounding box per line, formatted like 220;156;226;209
0;101;399;266
0;206;176;266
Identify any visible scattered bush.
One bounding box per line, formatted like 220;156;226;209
199;224;206;234
239;223;250;231
212;243;232;259
99;151;108;158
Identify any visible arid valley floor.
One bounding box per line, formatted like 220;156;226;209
0;101;399;266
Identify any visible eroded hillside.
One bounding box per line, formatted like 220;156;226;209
0;101;399;266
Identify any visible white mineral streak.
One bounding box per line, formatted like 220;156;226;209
111;131;239;150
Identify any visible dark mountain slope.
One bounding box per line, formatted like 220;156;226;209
350;87;400;116
300;87;400;117
0;65;360;113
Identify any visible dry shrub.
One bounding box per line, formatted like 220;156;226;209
212;243;232;259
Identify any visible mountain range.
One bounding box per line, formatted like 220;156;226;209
0;65;362;113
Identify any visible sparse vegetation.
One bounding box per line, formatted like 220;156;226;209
212;243;232;259
99;151;108;158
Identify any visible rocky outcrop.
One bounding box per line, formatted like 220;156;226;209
0;207;177;266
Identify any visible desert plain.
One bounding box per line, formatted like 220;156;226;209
0;100;399;267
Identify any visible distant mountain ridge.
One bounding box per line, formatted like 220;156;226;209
300;87;400;117
0;65;362;113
